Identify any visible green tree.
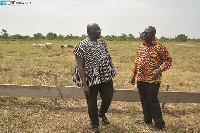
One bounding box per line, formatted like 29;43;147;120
175;34;188;42
128;34;135;41
104;35;113;41
10;34;22;40
65;34;73;40
139;32;143;40
159;36;169;42
33;33;45;40
21;35;30;40
80;34;88;40
57;34;64;41
1;29;9;40
119;33;128;41
110;35;117;41
46;32;57;40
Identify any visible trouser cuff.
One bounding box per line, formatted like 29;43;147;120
92;125;99;128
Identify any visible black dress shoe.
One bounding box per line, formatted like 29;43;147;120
150;126;163;131
135;119;152;124
93;127;100;133
101;116;110;124
98;112;110;124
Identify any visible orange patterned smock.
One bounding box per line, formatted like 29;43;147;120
132;40;172;84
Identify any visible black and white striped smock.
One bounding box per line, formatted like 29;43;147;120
73;37;117;87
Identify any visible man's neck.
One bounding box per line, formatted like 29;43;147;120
145;39;154;46
89;36;97;42
146;41;152;46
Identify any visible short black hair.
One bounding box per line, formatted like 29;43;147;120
147;26;156;34
87;23;99;34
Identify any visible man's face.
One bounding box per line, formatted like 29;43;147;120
142;28;154;42
90;25;101;39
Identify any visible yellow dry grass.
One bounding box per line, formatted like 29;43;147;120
0;40;200;132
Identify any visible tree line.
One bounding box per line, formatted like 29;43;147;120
0;29;199;42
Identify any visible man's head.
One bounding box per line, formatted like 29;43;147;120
142;26;156;42
87;23;101;41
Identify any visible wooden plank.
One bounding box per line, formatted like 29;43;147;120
58;87;200;103
0;84;61;98
112;89;140;102
158;91;200;103
58;86;85;99
0;84;200;103
58;87;140;101
113;90;200;103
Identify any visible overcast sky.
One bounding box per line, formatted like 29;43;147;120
0;0;200;38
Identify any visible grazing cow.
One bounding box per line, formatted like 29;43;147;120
45;43;54;48
32;43;54;48
38;44;46;48
61;45;68;49
61;45;74;49
32;44;38;47
68;45;74;48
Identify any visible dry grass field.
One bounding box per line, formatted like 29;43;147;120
0;40;200;133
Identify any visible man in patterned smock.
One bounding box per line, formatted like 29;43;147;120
131;26;172;131
73;23;117;133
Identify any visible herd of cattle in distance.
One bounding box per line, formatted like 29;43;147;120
32;43;74;49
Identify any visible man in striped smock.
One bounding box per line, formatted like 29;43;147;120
73;23;117;133
131;26;172;132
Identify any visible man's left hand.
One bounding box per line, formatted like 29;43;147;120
152;68;161;80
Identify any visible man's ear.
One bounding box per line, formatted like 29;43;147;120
88;30;93;35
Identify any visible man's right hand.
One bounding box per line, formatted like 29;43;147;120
82;85;90;96
131;78;135;85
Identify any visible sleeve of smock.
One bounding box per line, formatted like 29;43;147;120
73;43;84;59
131;57;138;78
159;45;172;72
131;47;140;79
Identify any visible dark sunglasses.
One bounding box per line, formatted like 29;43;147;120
142;32;154;35
91;29;102;32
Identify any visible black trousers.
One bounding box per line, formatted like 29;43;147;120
137;81;165;128
86;80;114;128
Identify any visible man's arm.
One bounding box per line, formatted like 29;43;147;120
152;45;172;80
159;45;172;72
76;55;90;96
131;52;140;85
